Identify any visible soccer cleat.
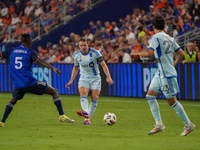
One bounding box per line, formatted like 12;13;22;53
84;119;91;125
0;122;5;127
148;124;165;135
59;115;74;123
76;110;90;119
180;123;196;136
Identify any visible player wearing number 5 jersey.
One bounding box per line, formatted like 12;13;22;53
131;15;195;136
0;34;74;127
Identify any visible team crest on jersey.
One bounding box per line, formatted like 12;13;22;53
79;56;82;62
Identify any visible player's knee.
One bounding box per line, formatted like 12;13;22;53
166;97;177;106
91;95;99;100
52;88;59;98
9;98;17;105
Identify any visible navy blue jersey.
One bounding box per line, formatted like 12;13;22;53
1;45;39;89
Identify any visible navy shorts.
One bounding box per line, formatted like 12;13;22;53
12;81;48;100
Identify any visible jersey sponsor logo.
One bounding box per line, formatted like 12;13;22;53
81;62;94;68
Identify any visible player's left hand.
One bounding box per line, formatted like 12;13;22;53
53;68;61;75
131;50;139;56
107;77;114;85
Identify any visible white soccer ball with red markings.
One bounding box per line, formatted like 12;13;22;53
103;112;117;125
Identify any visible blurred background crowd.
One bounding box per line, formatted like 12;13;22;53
0;0;200;63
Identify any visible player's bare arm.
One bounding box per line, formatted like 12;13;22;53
131;49;154;57
100;61;114;85
173;49;185;66
37;58;61;75
65;66;79;89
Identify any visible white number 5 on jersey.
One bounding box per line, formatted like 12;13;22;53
15;57;23;69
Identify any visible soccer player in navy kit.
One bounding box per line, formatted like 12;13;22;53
0;34;74;127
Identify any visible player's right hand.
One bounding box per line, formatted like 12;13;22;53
65;81;73;89
53;68;61;75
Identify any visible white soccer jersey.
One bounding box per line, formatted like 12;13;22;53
74;48;103;78
147;31;181;78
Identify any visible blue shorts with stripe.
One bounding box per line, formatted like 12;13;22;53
149;76;179;98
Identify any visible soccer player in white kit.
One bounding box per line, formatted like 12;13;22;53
131;15;195;136
66;38;114;125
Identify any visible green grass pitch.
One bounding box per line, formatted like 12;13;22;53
0;93;199;150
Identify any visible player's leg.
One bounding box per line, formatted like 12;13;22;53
0;88;25;127
76;79;90;119
164;77;195;136
76;87;90;118
28;81;74;123
146;76;165;135
43;84;74;123
84;78;101;125
89;89;100;118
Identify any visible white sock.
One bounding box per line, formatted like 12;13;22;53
88;100;98;118
80;96;89;113
172;101;191;125
146;95;163;125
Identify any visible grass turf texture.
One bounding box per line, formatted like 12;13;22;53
0;93;199;150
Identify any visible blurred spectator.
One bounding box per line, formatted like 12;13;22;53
15;0;24;17
182;15;191;32
2;13;11;26
11;13;21;29
89;21;97;34
129;39;142;62
1;3;8;17
48;49;56;63
118;49;132;63
125;27;136;40
96;20;103;31
182;42;198;64
64;51;72;63
136;26;145;43
34;3;43;17
165;17;174;36
24;2;34;16
8;2;15;15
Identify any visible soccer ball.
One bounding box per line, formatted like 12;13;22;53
103;112;117;125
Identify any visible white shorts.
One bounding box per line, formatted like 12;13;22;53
149;76;179;98
78;77;101;91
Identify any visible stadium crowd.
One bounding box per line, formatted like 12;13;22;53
1;0;200;63
0;0;91;41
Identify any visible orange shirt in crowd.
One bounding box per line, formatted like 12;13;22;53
53;56;61;63
158;0;168;9
174;0;184;8
131;45;142;59
2;18;11;25
148;31;154;37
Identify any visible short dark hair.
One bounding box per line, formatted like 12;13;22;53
79;37;87;43
152;15;165;30
21;34;31;45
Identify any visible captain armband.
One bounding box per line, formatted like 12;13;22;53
97;57;104;63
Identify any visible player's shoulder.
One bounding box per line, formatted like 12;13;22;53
89;47;101;56
73;50;81;58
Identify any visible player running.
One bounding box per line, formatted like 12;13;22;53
66;37;114;125
0;34;74;127
131;15;195;136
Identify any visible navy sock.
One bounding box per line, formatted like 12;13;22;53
53;97;64;115
1;103;14;123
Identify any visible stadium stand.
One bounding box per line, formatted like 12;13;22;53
0;0;200;63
